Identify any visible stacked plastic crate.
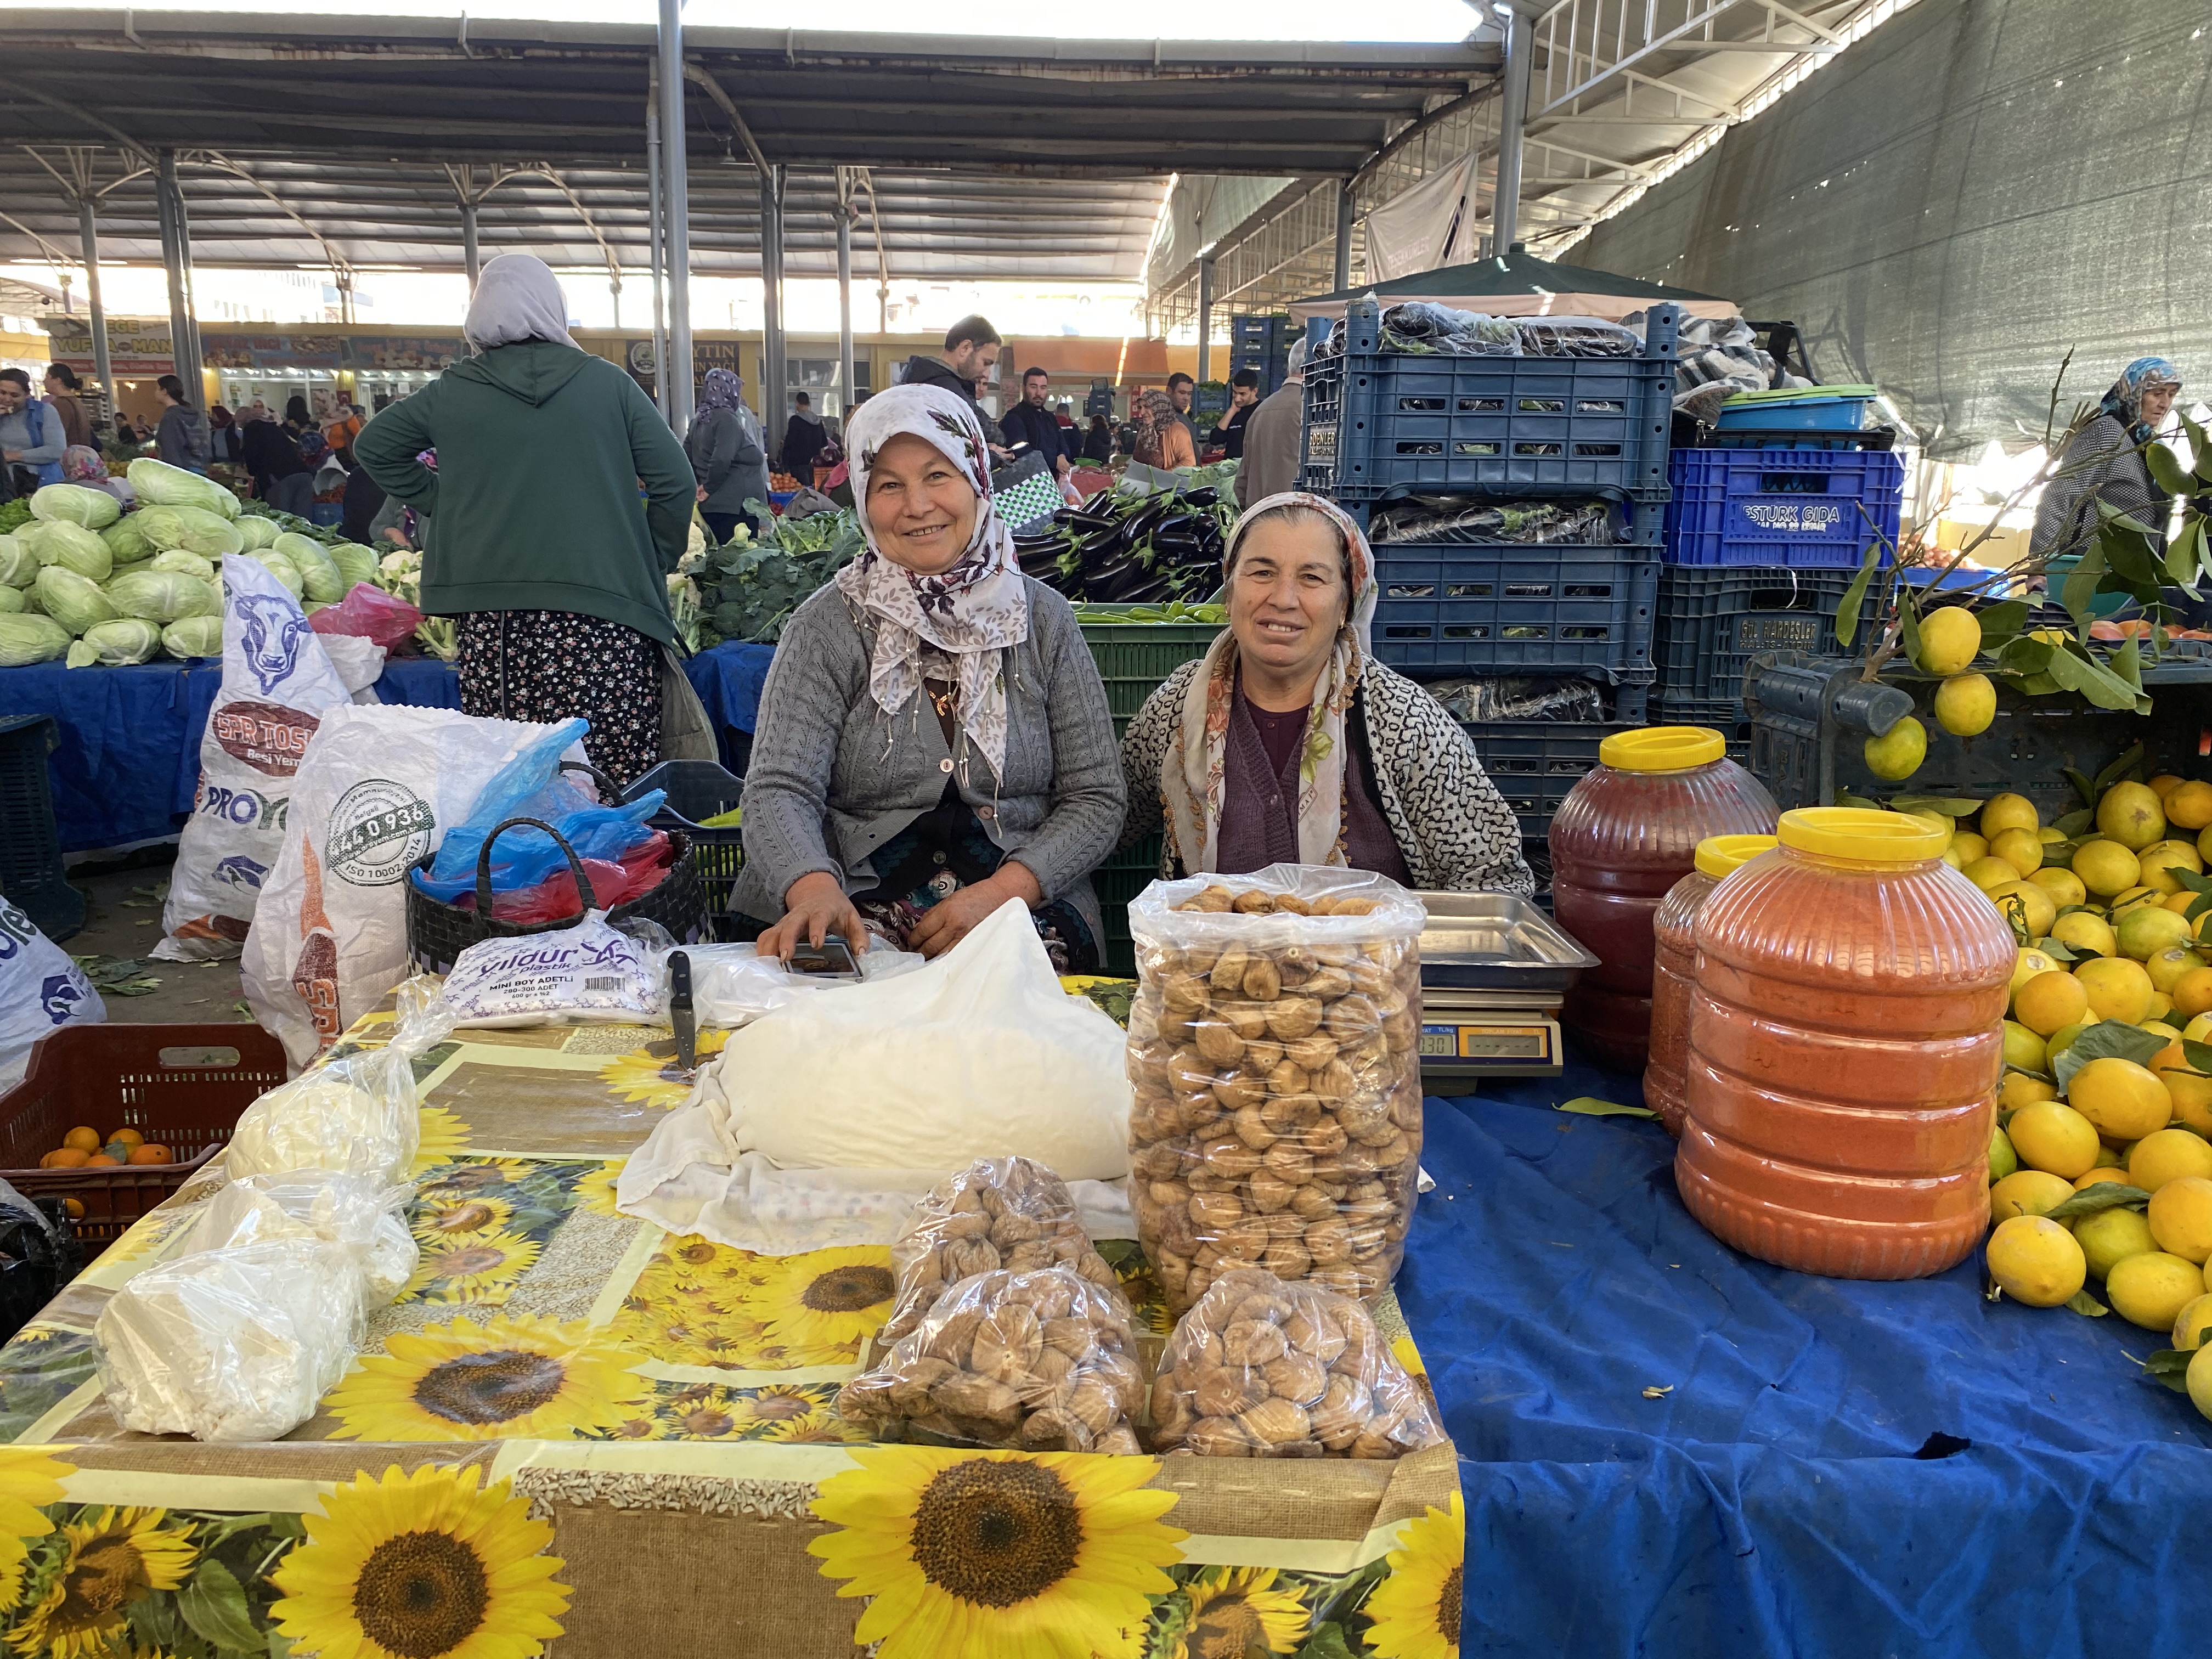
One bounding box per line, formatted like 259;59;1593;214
1655;386;1905;747
1299;298;1681;891
1231;313;1293;397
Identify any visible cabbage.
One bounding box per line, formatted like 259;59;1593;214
19;520;112;582
329;542;379;589
151;550;215;581
127;457;238;517
234;515;281;550
161;614;224;659
16;585;42;614
137;504;243;560
0;535;32;588
30;483;121;530
251;551;304;600
0;586;20;614
35;566;119;634
67;618;161;668
0;613;69;665
102;516;154;565
276;534;343;603
105;568;221;624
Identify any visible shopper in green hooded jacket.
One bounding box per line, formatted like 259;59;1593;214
356;253;697;783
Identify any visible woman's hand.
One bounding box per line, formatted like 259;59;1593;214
759;871;865;963
908;863;1042;959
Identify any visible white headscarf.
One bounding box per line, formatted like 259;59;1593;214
832;383;1030;782
464;254;578;352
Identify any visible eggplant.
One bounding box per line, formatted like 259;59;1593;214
1181;486;1220;507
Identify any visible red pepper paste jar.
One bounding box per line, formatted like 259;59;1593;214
1643;833;1778;1137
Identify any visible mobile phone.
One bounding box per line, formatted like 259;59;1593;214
788;935;860;979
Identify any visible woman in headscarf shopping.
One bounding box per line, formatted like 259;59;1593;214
2032;356;2186;561
1131;387;1195;472
356;253;699;786
1118;493;1530;892
685;368;769;543
736;382;1125;970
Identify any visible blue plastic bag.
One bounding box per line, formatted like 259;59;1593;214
410;721;666;902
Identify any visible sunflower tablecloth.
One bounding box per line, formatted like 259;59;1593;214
0;1006;1465;1659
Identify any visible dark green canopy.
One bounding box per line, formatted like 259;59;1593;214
1291;250;1730;322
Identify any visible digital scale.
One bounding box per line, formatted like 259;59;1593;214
1412;893;1598;1081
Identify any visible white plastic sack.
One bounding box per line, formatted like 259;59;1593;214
155;555;353;962
622;899;1131;1193
442;912;665;1027
318;634;388;704
226;979;454;1186
240;703;562;1066
94;1240;368;1441
689;938;926;1029
0;900;105;1095
183;1170;419;1304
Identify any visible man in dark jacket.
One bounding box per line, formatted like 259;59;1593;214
899;315;1012;459
779;391;831;478
998;366;1074;477
1166;372;1199;452
1215;369;1262;461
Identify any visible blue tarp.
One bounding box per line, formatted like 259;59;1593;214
1406;1057;2212;1657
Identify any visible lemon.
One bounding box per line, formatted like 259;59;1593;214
2047;1022;2089;1062
2071;1205;2158;1279
1915;605;1982;675
2000;1071;2060;1111
1964;855;2022;893
2068;1056;2174;1140
2073;840;2141;899
1988;1125;2019;1184
2029;867;2089;909
2097;1142;2129;1167
2148;945;2204;994
2171;966;2212;1020
1986;828;2044;879
2136;838;2205;894
2152;774;2187;800
1981;794;2040;838
2167;780;2212;831
2169;890;2202;916
2143;1018;2181;1041
2098;782;2168;852
2107;1250;2204;1329
2186;1344;2212;1421
2148;1176;2212;1262
1864;716;1926;782
1990;1169;2074;1222
2117;904;2193;962
2174;1291;2212;1349
2188;1013;2212;1042
2000;1020;2049;1075
2013;970;2091;1036
2075;1166;2129;1192
1933;672;1996;736
2005;1098;2102;1178
2050;911;2117;958
1986;882;2057;941
2011;946;2064;996
2152;1037;2212;1137
1985;1215;2086;1307
1951;831;1991;867
2074;956;2155;1024
2128;1127;2212;1192
2113;885;2165;915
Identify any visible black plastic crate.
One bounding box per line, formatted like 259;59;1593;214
1371;545;1657;676
1301;301;1678;499
0;716;80;943
1460;721;1638;841
1654;565;1867;710
628;760;744;941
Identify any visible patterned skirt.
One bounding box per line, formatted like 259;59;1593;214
455;609;663;787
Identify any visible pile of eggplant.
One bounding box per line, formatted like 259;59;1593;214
1013;484;1232;605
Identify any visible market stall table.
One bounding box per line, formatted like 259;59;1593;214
0;1001;1463;1659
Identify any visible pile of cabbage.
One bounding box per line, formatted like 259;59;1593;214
0;460;378;668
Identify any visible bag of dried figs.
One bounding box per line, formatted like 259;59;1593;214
878;1156;1124;1350
1148;1266;1443;1459
1125;864;1426;1312
837;1266;1144;1454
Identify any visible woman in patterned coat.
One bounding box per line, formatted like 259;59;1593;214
1117;493;1531;894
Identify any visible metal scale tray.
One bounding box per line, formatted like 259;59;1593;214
1413;892;1598;992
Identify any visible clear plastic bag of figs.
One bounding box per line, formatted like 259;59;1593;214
1126;865;1425;1313
837;1265;1144;1453
1148;1266;1443;1459
878;1156;1123;1350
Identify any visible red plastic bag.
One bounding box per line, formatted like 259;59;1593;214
310;583;422;651
470;832;675;923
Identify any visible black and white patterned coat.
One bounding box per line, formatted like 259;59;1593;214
1118;655;1534;895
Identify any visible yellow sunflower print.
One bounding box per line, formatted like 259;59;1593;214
755;1246;896;1352
270;1463;569;1659
810;1447;1185;1659
0;1446;72;1615
416;1161;533;1202
759;1410;870;1445
411;1194;517;1244
326;1313;648;1442
1173;1566;1311;1659
407;1229;544;1305
572;1161;625;1218
599;1031;726;1108
1361;1493;1464;1659
10;1508;196;1659
413;1106;472;1172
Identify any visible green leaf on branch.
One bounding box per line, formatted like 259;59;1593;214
1555;1097;1660;1120
2042;644;2149;713
2052;1019;2171;1094
2043;1182;2152;1220
2065;1289;2111;1317
179;1561;262;1654
2146;439;2194;497
2053;809;2094;837
1892;795;1985;817
2183;1039;2212;1077
1976;599;2030;648
2093;743;2147;795
2142;1346;2194;1392
1834;544;1881;650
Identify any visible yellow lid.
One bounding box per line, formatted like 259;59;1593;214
1694;833;1779;881
1599;726;1727;772
1779;806;1948;864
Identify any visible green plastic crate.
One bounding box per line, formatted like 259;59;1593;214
1077;620;1220;723
1092;836;1163;977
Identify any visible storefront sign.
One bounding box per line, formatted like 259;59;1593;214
41;318;173;376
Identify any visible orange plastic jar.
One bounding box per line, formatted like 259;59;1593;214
1548;728;1778;1072
1644;833;1778;1138
1676;808;2017;1280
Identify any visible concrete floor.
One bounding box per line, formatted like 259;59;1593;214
61;854;256;1029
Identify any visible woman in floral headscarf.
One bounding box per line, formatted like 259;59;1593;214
1131;388;1195;471
685;366;769;543
736;382;1125;968
1118;492;1530;893
2032;356;2186;561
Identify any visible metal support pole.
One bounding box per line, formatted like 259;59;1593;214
836;170;855;422
461;197;481;290
76;197;111;432
656;0;694;432
646;103;670;422
1333;180;1355;294
154;153;195;399
1197;254;1216;383
158;153;204;397
1492;5;1531;255
760;163;785;457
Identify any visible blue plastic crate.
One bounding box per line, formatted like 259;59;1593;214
1664;448;1905;567
1714;386;1880;431
1231;314;1286;346
1300;301;1679;499
1370;546;1656;675
0;716;80;944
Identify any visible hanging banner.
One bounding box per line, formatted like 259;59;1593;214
41;317;173;376
1362;153;1482;283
